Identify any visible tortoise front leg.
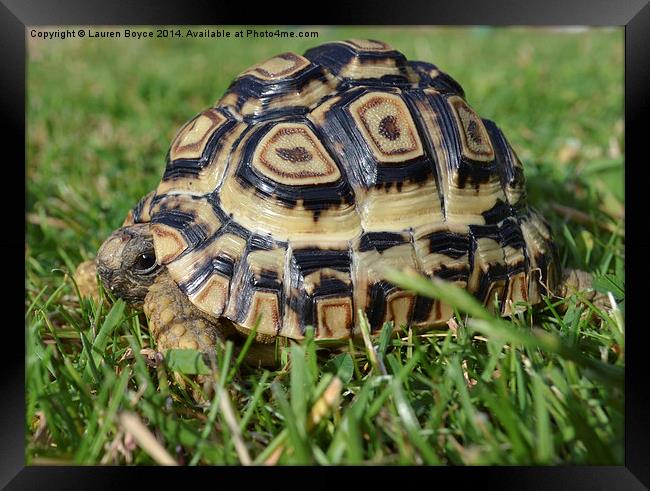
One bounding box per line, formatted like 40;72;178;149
143;273;235;401
144;274;282;368
143;272;223;353
76;260;281;370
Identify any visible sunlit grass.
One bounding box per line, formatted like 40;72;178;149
26;26;623;465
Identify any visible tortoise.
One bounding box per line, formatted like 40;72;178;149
76;39;601;364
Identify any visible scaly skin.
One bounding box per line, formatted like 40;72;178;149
143;273;282;368
143;273;222;353
559;267;609;312
73;259;101;302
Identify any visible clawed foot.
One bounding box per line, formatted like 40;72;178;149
558;268;614;321
73;259;101;301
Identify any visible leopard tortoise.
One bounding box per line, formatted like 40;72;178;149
75;39;600;363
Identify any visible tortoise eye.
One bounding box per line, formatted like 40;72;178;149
134;251;157;274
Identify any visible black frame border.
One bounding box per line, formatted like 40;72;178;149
11;0;649;488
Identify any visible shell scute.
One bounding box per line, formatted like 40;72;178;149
304;39;411;87
408;61;465;96
216;52;337;122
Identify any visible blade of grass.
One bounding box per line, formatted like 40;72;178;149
83;299;125;380
119;411;178;466
468;319;623;386
390;369;440;464
385;269;491;321
531;374;552;463
84;367;130;463
269;382;310;464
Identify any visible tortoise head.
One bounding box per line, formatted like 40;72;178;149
96;223;164;307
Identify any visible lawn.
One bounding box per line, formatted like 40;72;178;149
26;26;624;465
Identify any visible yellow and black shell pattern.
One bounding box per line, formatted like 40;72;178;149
129;39;558;342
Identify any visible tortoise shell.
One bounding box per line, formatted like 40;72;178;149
127;39;558;342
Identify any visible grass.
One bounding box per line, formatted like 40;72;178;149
26;26;624;465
